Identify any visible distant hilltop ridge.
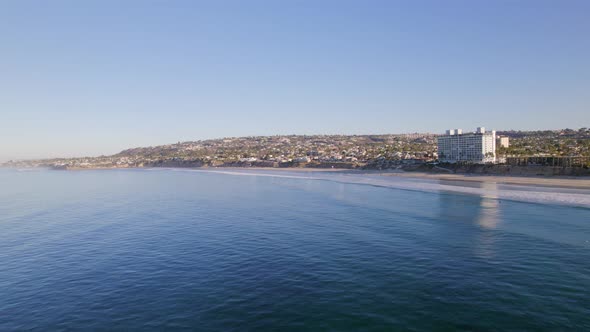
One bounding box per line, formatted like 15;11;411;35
2;129;589;172
116;133;436;156
4;133;437;170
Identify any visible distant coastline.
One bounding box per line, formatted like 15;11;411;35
3;129;589;179
49;162;590;177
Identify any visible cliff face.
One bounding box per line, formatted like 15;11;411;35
144;160;205;168
214;161;278;168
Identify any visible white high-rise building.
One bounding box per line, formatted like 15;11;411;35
437;127;496;163
497;136;510;148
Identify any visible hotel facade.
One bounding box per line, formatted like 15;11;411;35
437;127;497;164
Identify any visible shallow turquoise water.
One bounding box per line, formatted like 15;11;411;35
1;168;589;331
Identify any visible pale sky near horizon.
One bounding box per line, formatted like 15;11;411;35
1;0;589;160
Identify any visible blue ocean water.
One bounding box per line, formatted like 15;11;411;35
1;168;589;331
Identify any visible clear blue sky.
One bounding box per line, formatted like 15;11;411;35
1;0;588;160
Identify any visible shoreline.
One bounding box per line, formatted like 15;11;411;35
377;171;590;189
7;165;590;189
199;167;590;189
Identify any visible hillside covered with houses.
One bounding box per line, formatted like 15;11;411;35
3;128;590;170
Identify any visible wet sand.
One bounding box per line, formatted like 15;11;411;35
211;167;590;189
378;171;590;189
53;166;590;189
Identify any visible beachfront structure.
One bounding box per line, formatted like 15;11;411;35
437;127;497;163
497;136;509;148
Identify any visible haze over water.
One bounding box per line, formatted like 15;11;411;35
1;168;589;331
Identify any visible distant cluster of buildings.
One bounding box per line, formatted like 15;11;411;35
437;127;509;164
8;127;589;170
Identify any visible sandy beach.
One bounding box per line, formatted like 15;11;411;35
195;167;590;189
46;165;590;189
377;171;590;189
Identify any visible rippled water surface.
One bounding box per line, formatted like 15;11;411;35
1;168;589;331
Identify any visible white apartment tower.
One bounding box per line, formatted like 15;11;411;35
437;127;497;163
497;136;510;148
